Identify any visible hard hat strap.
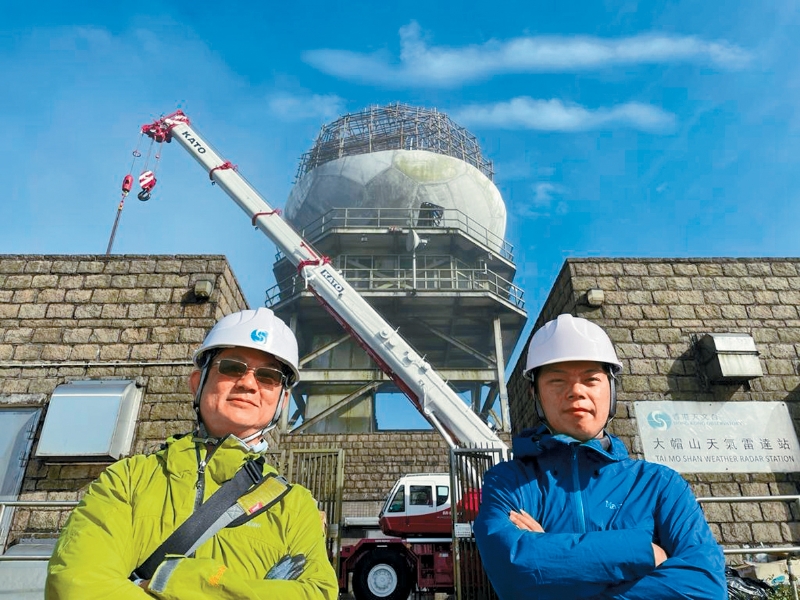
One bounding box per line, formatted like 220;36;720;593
194;349;222;443
241;384;290;445
607;371;617;421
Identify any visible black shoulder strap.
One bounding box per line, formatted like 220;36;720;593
131;457;289;580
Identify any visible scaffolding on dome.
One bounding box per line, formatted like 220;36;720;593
296;103;494;181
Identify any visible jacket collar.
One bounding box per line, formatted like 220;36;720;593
512;424;630;462
160;433;269;482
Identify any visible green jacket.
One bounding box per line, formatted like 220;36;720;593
46;434;339;600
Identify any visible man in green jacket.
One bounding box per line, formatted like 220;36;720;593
46;308;339;599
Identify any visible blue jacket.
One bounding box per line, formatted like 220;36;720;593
473;426;726;599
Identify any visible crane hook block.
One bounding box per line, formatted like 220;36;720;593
121;174;134;194
137;190;151;202
138;171;157;192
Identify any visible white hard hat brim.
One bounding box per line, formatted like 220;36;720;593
194;308;301;386
524;314;622;379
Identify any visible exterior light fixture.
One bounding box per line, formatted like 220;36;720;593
586;288;605;307
194;279;214;301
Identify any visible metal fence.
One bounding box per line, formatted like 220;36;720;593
266;448;345;573
449;446;509;600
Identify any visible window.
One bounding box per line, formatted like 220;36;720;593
410;485;433;507
0;408;41;498
0;406;42;550
436;485;449;507
387;485;405;513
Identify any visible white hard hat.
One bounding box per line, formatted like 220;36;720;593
524;314;622;379
194;308;300;386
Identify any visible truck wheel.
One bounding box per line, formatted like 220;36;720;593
352;549;413;600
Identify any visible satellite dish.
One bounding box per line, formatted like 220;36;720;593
406;230;421;252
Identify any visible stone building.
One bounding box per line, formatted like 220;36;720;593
507;258;800;550
0;254;253;552
0;253;454;560
4;253;800;567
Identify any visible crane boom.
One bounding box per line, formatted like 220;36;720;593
141;110;507;451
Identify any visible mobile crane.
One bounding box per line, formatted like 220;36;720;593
141;110;507;453
140;110;509;599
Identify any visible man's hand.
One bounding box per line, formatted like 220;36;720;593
509;509;545;533
652;543;668;567
265;554;306;580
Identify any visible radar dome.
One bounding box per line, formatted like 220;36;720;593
286;149;507;242
285;104;507;250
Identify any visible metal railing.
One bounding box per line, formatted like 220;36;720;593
1;454;344;571
285;207;515;261
450;446;510;600
266;265;524;310
698;495;800;600
0;501;78;560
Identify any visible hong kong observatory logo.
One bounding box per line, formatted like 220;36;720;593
251;329;269;344
646;411;672;430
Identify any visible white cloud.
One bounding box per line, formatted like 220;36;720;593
514;182;569;219
452;97;676;133
0;23;332;305
533;182;564;206
267;92;346;122
303;21;752;88
537;166;556;177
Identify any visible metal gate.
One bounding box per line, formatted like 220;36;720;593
450;446;509;600
265;448;345;571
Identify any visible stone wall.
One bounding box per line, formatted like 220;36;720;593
282;428;513;518
0;253;481;549
283;431;453;515
507;258;800;549
0;254;250;547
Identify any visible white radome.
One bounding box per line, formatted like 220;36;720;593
285;150;507;247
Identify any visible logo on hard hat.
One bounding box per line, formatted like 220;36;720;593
250;329;269;344
646;411;672;430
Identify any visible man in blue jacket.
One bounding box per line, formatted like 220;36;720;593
473;314;726;599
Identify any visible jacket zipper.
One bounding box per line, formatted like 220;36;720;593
194;445;209;512
572;445;587;533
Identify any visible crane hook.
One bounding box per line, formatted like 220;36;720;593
137;170;157;201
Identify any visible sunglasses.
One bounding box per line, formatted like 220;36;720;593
213;359;287;387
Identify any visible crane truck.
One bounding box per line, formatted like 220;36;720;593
140;110;509;599
337;472;484;600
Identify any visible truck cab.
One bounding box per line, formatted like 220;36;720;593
378;473;451;537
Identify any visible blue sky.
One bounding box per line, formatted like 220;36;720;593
3;2;800;422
